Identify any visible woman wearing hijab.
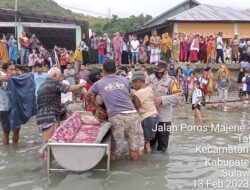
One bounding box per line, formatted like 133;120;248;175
73;47;82;74
239;39;248;62
176;66;186;96
139;46;148;64
103;33;111;58
179;33;188;63
168;63;176;77
161;33;172;63
143;35;149;46
206;67;213;102
121;36;129;64
231;33;239;63
199;36;207;64
207;35;216;64
80;41;90;65
84;67;102;111
8;34;18;64
190;34;200;63
0;33;9;64
112;32;123;65
160;34;166;60
143;35;150;64
171;33;180;63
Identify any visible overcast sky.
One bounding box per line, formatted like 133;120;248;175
54;0;250;18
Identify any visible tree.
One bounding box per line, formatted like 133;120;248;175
0;0;153;36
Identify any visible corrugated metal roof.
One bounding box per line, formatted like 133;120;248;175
168;4;250;21
143;0;200;27
0;8;87;25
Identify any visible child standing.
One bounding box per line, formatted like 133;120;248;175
207;35;215;63
198;72;209;105
98;39;105;65
131;71;158;153
186;71;197;103
192;80;203;124
64;63;75;85
224;45;232;64
34;62;48;97
218;71;230;106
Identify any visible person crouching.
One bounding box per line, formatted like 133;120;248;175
85;60;144;161
131;71;158;153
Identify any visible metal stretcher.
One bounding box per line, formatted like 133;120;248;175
46;111;111;174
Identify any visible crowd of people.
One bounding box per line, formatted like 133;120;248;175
0;31;84;74
1;31;250;68
88;31;250;65
87;30;250;65
0;29;250;162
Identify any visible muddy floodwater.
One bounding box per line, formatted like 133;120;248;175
0;105;250;190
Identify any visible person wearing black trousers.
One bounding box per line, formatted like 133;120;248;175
148;61;184;152
216;32;225;64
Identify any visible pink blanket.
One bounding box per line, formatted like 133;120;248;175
51;112;101;143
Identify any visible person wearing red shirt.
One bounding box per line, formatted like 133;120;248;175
19;31;30;65
59;48;69;73
82;67;101;111
98;39;105;64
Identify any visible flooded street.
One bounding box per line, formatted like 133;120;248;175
0;106;250;190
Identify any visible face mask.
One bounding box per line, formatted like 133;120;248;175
155;71;164;79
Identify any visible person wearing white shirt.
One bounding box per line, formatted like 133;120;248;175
61;80;73;119
192;80;203;124
127;65;135;80
224;45;232;64
130;35;140;64
216;32;225;64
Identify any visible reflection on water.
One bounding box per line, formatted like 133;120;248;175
0;106;249;190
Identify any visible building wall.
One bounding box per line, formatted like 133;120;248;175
158;25;174;38
238;23;250;39
177;23;234;38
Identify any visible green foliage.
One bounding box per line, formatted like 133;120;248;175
0;0;152;36
102;14;153;35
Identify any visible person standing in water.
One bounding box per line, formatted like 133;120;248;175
0;63;19;144
37;67;85;143
85;60;144;161
148;61;183;152
131;71;158;153
192;80;203;124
